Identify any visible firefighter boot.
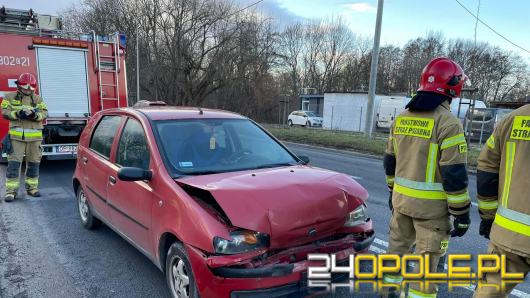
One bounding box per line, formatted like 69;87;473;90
4;192;16;202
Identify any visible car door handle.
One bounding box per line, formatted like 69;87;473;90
109;176;117;185
82;157;88;165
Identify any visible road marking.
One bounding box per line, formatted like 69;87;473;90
368;237;530;296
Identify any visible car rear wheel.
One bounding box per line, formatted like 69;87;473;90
77;187;101;230
166;242;199;298
288;119;293;127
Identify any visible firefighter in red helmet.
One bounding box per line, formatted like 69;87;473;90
382;57;471;297
1;73;48;202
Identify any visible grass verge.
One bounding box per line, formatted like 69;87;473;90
264;125;480;169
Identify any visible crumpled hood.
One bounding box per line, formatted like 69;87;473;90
176;166;368;247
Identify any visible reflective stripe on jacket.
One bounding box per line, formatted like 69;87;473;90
477;104;530;256
384;101;470;219
1;91;48;141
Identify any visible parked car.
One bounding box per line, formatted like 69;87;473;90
288;110;323;127
73;103;374;298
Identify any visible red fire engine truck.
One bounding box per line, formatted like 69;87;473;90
0;7;128;161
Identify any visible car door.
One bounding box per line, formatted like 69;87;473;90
294;111;302;125
81;115;123;221
106;117;154;254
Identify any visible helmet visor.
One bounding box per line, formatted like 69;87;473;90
18;84;35;91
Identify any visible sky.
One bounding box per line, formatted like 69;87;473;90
4;0;530;60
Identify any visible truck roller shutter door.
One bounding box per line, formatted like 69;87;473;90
36;47;90;118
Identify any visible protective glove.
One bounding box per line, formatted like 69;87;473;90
388;191;393;211
27;109;37;120
451;213;470;237
479;219;494;239
16;109;28;119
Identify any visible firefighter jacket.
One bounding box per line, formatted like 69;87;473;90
477;104;530;257
1;91;48;141
384;101;470;219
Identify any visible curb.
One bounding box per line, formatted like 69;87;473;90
282;140;477;175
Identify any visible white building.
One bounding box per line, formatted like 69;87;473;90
322;92;408;132
322;92;486;132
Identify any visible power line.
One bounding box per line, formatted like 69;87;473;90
473;0;480;46
227;0;265;18
455;0;530;54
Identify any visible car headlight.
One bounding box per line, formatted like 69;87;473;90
213;230;270;254
344;204;367;227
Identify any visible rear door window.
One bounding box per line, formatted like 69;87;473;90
89;115;122;159
116;118;150;169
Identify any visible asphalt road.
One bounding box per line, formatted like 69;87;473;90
0;144;529;298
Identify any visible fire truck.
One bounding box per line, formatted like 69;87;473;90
0;7;128;161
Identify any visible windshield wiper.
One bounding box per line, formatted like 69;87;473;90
254;162;296;169
182;170;224;176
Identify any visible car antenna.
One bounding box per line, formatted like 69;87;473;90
198;107;203;115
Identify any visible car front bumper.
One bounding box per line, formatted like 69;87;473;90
186;220;374;298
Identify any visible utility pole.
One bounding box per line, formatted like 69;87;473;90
136;25;140;103
364;0;384;137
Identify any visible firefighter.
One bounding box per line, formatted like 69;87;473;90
1;73;48;202
382;57;471;298
474;104;530;297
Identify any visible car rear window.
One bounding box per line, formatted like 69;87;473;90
89;115;122;159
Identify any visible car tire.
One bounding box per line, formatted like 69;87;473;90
288;120;293;127
166;242;199;298
77;186;101;230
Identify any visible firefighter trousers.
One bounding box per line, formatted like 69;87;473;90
5;138;42;195
381;211;451;298
473;242;530;298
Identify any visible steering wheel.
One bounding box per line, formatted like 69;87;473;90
225;149;253;164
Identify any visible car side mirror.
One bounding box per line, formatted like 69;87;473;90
298;155;310;164
118;167;152;181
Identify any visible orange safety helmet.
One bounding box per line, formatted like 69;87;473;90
418;57;468;98
16;73;38;91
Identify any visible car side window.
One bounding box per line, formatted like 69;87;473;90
116;118;150;169
89;115;122;159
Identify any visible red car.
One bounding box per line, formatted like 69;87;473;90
73;103;375;298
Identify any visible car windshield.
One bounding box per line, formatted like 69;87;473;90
305;112;317;117
154;118;298;176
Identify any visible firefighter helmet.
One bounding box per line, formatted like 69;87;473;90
16;73;38;91
418;57;468;98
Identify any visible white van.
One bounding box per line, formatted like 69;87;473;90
376;96;409;130
450;98;487;123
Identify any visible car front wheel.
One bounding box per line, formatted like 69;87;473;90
288;119;293;127
166;242;199;298
77;186;101;230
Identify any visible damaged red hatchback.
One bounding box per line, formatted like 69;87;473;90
73;103;374;298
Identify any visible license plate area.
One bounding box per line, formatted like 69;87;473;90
57;145;78;153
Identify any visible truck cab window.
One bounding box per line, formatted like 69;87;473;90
116;118;149;169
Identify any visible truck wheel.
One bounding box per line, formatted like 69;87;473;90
166;242;199;298
77;186;101;230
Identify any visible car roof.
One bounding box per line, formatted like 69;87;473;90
103;106;247;121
